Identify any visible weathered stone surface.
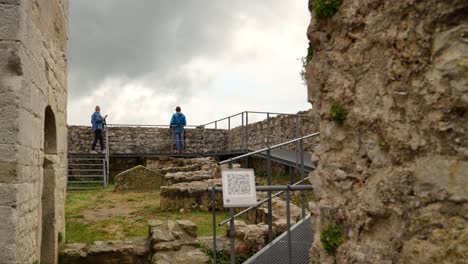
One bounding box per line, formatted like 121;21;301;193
226;220;269;253
59;238;149;264
114;165;167;192
176;220;198;238
152;245;209;264
160;179;223;212
305;0;468;263
149;220;208;264
1;0;68;262
413;156;468;202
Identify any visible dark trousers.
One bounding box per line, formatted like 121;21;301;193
92;129;104;151
173;130;185;151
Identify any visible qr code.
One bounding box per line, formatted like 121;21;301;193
226;173;251;196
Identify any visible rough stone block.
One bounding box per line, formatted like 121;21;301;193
160;179;223;212
0;206;18;263
114;165;167;192
0;4;20;40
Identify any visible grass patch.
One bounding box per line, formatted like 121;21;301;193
65;221;113;244
65;185;233;243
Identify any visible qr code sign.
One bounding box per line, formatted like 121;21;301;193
226;173;252;196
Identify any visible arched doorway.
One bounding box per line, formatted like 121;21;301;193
41;106;57;263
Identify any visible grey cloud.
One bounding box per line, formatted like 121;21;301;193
68;0;298;98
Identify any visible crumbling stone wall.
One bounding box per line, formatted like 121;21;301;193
0;0;68;263
305;0;467;263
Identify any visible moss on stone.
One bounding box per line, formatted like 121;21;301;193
330;101;347;125
320;223;344;256
313;0;343;18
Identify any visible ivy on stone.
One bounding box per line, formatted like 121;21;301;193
314;0;343;18
320;223;344;256
330;101;347;125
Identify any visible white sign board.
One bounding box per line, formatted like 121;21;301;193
221;169;257;208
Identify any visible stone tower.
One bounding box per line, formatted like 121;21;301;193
0;0;68;263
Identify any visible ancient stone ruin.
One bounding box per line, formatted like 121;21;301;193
59;220;209;264
1;0;466;263
305;0;467;263
0;0;68;263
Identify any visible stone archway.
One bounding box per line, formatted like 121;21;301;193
41;106;58;263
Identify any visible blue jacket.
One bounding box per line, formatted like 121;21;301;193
91;112;104;131
170;113;186;132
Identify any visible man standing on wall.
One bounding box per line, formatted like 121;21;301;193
170;106;187;154
91;106;108;153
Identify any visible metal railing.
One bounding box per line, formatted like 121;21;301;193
211;132;320;264
85;110;315;156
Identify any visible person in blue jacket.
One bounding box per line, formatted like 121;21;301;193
170;106;187;154
91;106;107;153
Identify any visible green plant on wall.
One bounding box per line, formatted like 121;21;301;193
314;0;343;18
300;42;314;85
378;137;386;150
320;223;344;255
330;101;347;125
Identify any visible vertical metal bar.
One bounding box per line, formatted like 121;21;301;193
171;127;174;155
286;186;292;264
228;117;231;152
106;127;110;185
102;158;106;187
215;121;218;153
241;112;244;151
267;113;270;147
202;126;205;154
211;185;217;264
228;161;235;264
267;147;273;243
295;117;299;183
300;139;306;218
245;112;249;151
230;207;235;264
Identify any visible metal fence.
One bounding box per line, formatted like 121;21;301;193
211;132;320;264
98;111;315;156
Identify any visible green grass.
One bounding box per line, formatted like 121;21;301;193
65;185;233;243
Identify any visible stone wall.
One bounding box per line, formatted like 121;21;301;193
68;126;227;154
230;110;319;151
305;0;467;263
68;111;318;154
0;0;68;263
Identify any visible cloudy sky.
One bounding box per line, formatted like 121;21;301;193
68;0;311;126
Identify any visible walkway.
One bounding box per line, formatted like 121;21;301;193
244;215;313;264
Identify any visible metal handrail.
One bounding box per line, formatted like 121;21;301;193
106;124;199;128
217;178;310;226
218;132;320;165
245;110;312;117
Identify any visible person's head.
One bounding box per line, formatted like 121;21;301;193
175;106;181;113
95;106;100;112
